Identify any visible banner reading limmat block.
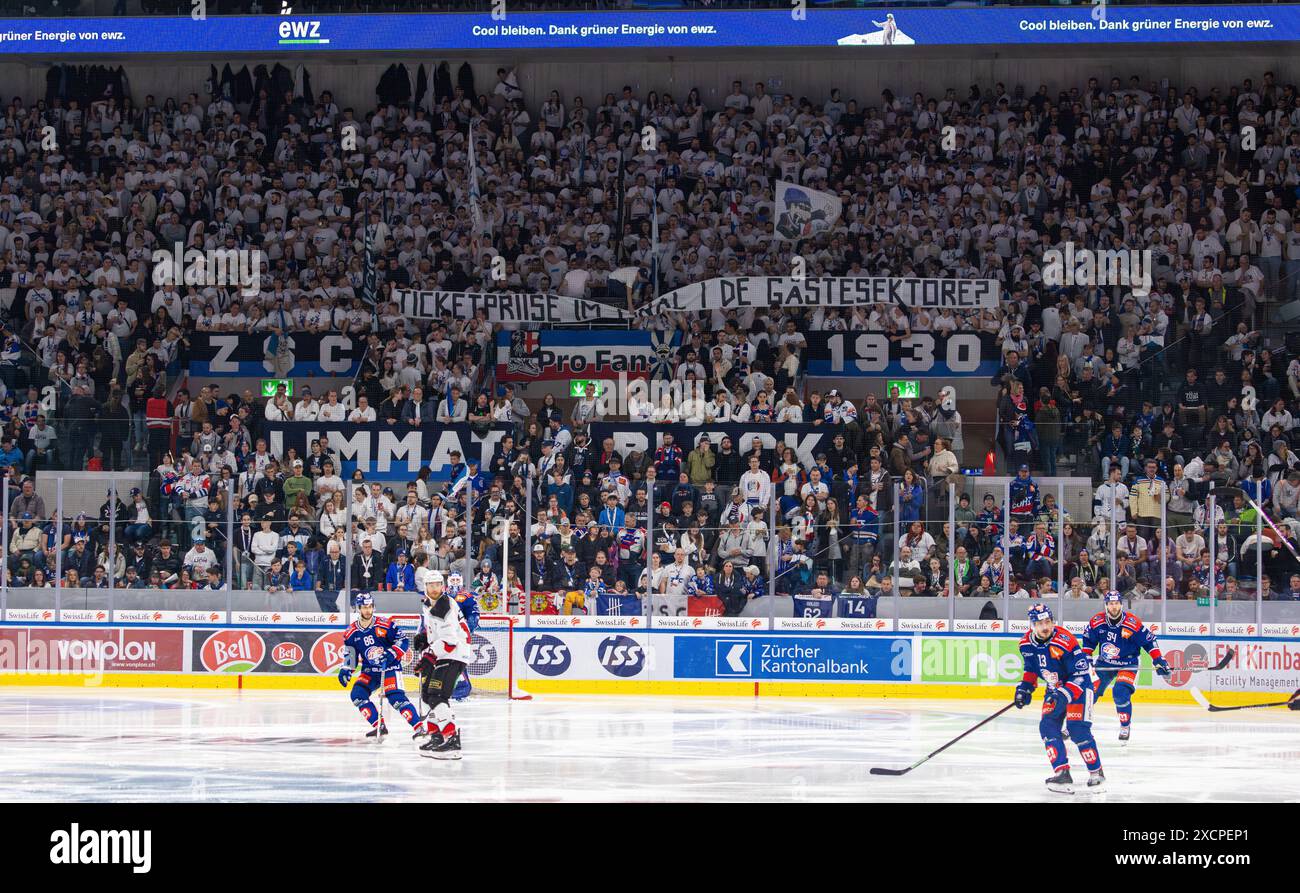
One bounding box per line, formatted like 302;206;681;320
589;422;836;469
640;277;1000;317
264;421;511;479
397;288;630;325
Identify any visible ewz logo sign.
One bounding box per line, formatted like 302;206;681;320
278;19;329;44
598;635;646;677
524;634;571;676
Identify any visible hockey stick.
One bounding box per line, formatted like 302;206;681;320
1190;687;1300;712
870;702;1017;776
1183;648;1236;710
375;668;388;743
1209;647;1236;672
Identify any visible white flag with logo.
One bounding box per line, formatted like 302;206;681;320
774;180;842;241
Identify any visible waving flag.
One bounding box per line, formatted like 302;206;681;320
361;195;378;329
774;180;842;241
650;198;661;299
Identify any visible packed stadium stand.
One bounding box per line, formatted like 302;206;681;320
1;14;1299;623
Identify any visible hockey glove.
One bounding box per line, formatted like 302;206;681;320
337;667;353;688
415;653;439;678
1014;681;1035;709
1152;656;1172;677
413;631;429;652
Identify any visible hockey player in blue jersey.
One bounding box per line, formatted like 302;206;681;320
1015;603;1105;793
447;572;479;700
1080;591;1171;743
338;593;422;739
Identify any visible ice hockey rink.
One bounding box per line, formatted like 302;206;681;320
1;688;1297;803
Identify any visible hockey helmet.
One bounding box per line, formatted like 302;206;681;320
428;571;445;586
1026;602;1053;623
448;572;464;587
354;592;375;608
1103;590;1123;604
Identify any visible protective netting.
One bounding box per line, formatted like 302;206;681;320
390;613;526;698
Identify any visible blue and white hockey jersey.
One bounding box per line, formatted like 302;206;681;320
1019;626;1094;700
342;616;408;673
1080;610;1164;671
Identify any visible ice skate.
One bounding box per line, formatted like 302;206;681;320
421;730;462;760
1045;766;1074;794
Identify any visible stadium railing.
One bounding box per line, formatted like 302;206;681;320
5;471;1299;637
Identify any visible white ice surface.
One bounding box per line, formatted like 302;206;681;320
1;688;1297;802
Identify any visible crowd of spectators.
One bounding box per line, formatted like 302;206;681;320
0;59;1298;610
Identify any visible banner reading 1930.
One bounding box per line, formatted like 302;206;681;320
803;331;1000;378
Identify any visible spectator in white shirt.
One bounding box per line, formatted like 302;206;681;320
348;395;376;423
318;390;346;421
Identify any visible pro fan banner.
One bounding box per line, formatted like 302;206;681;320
774;181;842;241
396;288;631;325
640;276;1000;317
189;332;366;378
496;329;678;381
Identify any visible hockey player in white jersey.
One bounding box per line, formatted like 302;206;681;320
412;572;473;759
